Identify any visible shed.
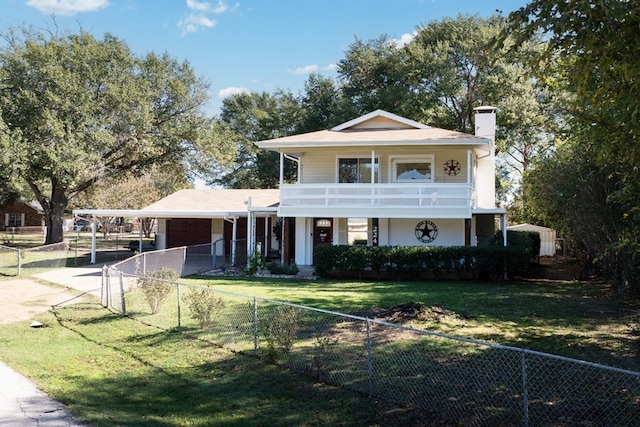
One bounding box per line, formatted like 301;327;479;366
507;224;557;257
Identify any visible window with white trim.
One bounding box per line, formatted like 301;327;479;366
6;213;23;227
348;218;368;245
392;155;434;183
338;157;379;183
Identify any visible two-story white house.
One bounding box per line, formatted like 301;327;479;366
254;107;507;267
75;108;506;268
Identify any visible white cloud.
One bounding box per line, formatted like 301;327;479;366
179;0;233;36
218;86;250;98
394;31;417;48
186;0;228;14
178;13;216;35
288;65;318;75
323;63;338;72
26;0;109;16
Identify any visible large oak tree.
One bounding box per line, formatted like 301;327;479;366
0;27;216;244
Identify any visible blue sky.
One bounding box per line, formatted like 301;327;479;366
2;0;530;116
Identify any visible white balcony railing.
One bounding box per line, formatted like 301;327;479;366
278;183;474;218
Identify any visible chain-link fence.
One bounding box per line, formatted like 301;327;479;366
1;242;74;275
0;244;21;276
1;233;146;276
102;253;640;427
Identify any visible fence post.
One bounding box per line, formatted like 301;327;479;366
118;271;126;315
253;297;258;354
17;248;21;276
522;351;529;427
177;283;182;332
143;253;147;275
366;319;373;397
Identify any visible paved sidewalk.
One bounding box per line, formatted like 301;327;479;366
0;362;88;427
33;264;105;298
1;265;104;427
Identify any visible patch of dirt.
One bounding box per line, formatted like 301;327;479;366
0;279;86;324
517;256;581;282
356;302;470;324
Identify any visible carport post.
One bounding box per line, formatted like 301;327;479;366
90;215;97;264
247;197;254;268
231;217;237;266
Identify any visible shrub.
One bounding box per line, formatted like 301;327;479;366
246;251;266;275
265;262;299;275
312;244;530;280
262;305;301;361
184;288;225;329
137;268;177;314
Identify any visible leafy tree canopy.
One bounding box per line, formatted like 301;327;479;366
0;26;219;243
211;91;302;188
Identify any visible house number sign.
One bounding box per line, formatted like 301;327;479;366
415;220;438;243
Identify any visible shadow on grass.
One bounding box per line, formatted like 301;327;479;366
44;303;447;427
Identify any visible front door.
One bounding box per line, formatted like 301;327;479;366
313;218;332;263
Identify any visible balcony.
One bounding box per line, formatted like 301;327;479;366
278;183;473;219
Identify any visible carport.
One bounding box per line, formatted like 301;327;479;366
73;189;281;267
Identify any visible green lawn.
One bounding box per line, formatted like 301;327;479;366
0;263;638;426
181;274;640;372
0;302;439;426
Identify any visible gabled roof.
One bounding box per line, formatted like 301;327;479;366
142;189;280;216
255;109;489;150
331;109;430;131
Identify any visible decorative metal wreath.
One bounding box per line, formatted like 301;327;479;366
443;159;461;176
415;220;438;243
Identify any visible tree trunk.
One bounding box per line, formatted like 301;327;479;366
44;186;68;245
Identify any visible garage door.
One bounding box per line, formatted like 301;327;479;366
167;219;212;248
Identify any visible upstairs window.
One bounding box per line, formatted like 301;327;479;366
392;155;434;183
338;157;379;183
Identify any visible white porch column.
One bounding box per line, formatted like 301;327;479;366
247;198;255;266
279;152;284;185
231;217;238;266
264;216;269;257
90;215;97;264
501;213;508;246
371;150;375;184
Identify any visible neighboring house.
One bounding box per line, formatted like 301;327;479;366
0;200;45;233
255;108;506;266
74;108;507;267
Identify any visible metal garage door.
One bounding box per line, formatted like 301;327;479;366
166;218;212;248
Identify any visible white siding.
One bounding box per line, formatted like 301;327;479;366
388;218;465;246
299;146;473;184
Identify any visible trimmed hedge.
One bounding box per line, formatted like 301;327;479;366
313;243;531;281
492;230;541;259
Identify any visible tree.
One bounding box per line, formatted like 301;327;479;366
0;118;22;207
298;73;355;133
506;0;640;164
0;26;216;244
337;35;416;117
336;15;558;200
505;1;640;292
212;91;303;188
74;165;190;238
